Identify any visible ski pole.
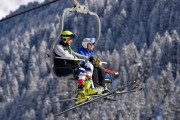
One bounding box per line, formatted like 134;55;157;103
101;67;119;75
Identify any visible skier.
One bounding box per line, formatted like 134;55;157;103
78;38;107;92
54;30;102;105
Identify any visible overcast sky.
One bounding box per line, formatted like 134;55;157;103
0;0;45;19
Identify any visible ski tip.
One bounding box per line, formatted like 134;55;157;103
138;87;143;91
135;84;139;88
54;113;61;117
132;80;137;84
45;99;51;105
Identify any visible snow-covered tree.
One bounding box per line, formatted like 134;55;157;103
1;0;180;119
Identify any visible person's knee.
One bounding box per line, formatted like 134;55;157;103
78;68;86;80
85;63;94;72
85;63;94;79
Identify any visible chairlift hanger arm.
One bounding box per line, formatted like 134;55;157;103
50;0;101;55
64;0;101;41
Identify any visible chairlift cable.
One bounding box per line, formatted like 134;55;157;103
0;0;61;22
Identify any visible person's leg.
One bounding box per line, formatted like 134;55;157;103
77;68;86;90
75;67;91;105
84;63;102;95
92;67;100;87
84;62;94;89
97;67;106;88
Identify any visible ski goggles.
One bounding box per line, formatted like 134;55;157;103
61;34;76;39
89;38;96;44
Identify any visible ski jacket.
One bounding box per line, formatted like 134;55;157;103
78;47;94;65
54;41;89;61
54;41;90;69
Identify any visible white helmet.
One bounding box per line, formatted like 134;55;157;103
82;38;96;48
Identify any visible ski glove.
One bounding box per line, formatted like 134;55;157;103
93;58;101;67
89;56;94;62
89;57;100;67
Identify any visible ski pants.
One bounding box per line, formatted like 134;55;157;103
92;66;105;88
78;62;94;89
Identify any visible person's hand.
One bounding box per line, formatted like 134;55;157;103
93;58;100;67
89;56;94;62
89;57;101;67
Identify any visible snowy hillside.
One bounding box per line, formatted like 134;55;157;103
0;0;180;119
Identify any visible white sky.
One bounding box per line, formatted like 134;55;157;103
0;0;45;19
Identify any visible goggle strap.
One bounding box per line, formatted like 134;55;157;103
61;34;75;38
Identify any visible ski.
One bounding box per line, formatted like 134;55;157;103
49;94;117;104
48;98;78;104
54;81;140;116
48;93;115;104
49;80;137;104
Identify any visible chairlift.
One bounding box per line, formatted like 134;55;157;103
49;0;101;81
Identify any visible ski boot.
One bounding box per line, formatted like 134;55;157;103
85;79;102;95
75;88;91;105
102;84;110;94
94;85;110;94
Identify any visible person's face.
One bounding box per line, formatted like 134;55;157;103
66;37;73;45
87;43;95;52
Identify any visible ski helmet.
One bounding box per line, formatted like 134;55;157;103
82;38;96;49
61;30;75;43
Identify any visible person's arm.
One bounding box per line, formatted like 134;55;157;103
78;50;86;56
55;45;77;60
72;51;89;61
